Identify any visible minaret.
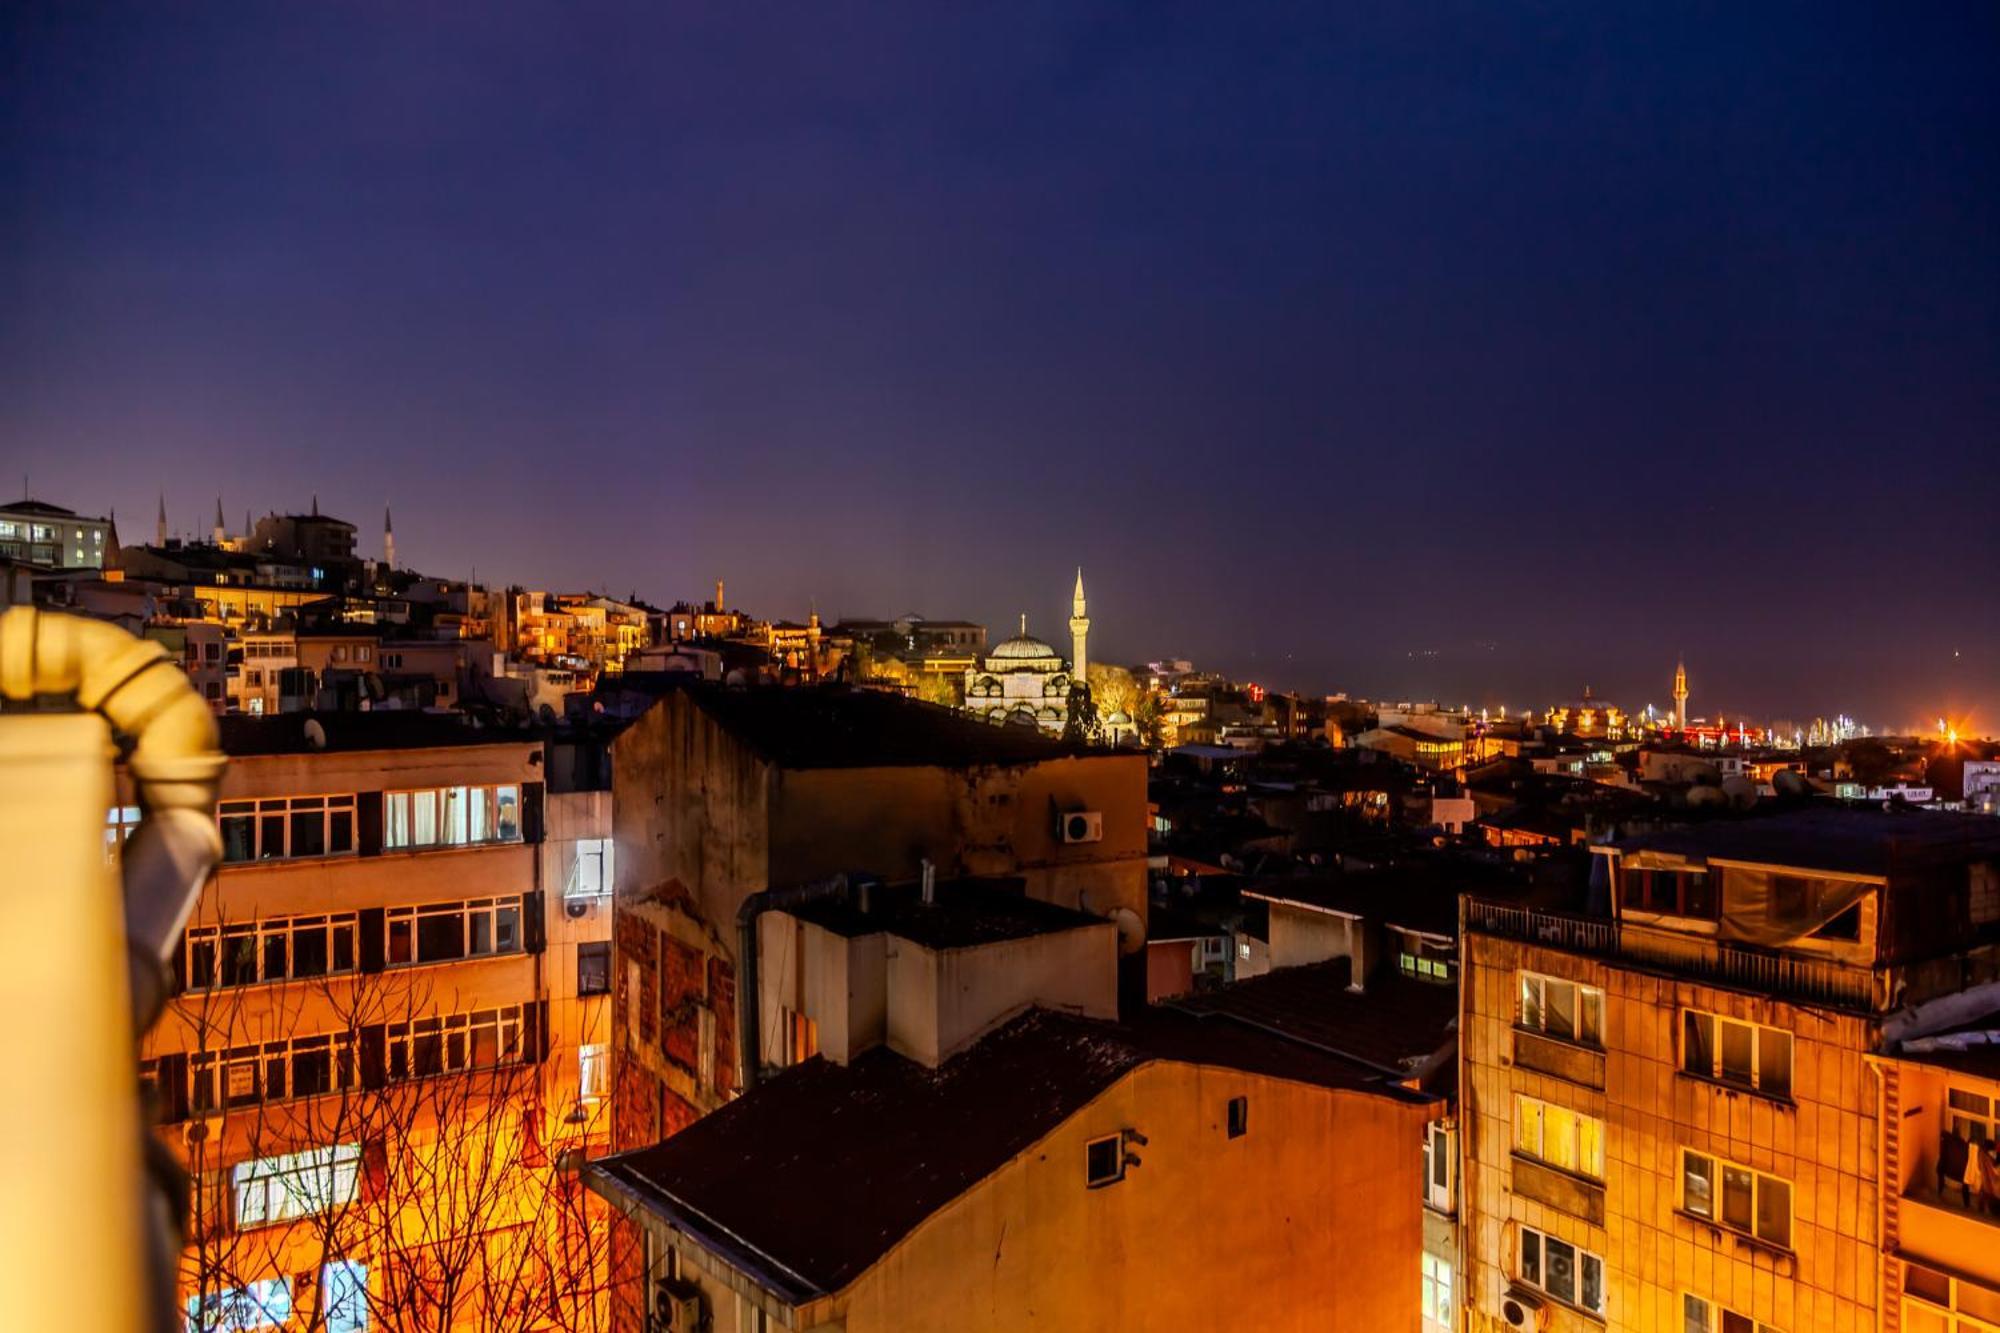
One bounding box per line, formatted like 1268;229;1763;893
212;497;226;547
714;579;725;612
1673;659;1690;732
383;505;396;570
1068;567;1090;682
155;494;167;546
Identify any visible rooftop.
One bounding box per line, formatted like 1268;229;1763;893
686;684;1100;770
588;1007;1426;1303
1609;806;2000;877
1244;860;1526;938
1169;959;1459;1078
0;499;86;518
786;878;1109;950
218;711;537;757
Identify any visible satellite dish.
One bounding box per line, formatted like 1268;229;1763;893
1721;775;1758;810
1686;784;1726;808
1109;907;1146;956
303;718;327;751
1773;769;1810;798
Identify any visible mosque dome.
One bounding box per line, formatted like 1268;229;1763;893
990;634;1058;662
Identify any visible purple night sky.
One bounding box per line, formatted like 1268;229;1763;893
5;3;1996;729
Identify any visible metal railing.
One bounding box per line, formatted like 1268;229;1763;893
1465;898;1875;1010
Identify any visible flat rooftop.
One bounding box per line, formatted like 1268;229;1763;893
687;683;1104;769
786;878;1108;950
1610;806;2000;877
218;712;538;757
1169;958;1458;1078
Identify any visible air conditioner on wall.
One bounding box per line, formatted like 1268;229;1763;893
1500;1287;1548;1331
650;1279;704;1333
1058;810;1103;844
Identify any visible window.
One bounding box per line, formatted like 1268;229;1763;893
187;1279;292;1332
219;795;356;862
781;1007;819;1066
1517;1224;1604;1315
387;1006;524;1080
1399;933;1454;983
1421;1254;1453;1329
1684;1293;1783;1333
1682;1148;1791;1248
191;1033;356;1111
1227;1096;1248;1139
577;942;611;996
384;785;520;850
1518;972;1604;1046
1949;1086;2000;1146
183;915;358;990
1682;1011;1792;1098
568;838;613;898
231;1144;361;1228
385;898;521;966
578;1043;608;1103
105;804;142;861
1423;1121;1455;1213
1086;1134;1125;1187
322;1260;369;1333
1514;1095;1605;1179
1623;866;1716;918
1905;1262;2000;1333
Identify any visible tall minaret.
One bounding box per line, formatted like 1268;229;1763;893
714;579;725;612
383;505;396;570
155;494;167;546
1068;566;1090;683
1673;658;1690;732
212;497;226;547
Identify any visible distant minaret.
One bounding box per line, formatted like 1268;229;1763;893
714;579;725;611
1673;659;1690;731
212;497;225;547
1068;567;1090;682
383;505;396;570
155;494;167;546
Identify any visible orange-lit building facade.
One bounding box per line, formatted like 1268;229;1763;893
134;714;615;1332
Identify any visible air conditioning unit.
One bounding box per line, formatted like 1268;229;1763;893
564;897;591;920
181;1115;224;1148
650;1279;704;1333
1500;1286;1547;1331
1059;810;1103;844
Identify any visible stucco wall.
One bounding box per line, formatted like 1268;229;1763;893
884;924;1118;1067
804;1061;1433;1331
1268;902;1362;975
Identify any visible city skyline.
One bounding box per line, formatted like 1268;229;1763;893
8;3;1997;726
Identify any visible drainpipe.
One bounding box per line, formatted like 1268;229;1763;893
735;873;853;1093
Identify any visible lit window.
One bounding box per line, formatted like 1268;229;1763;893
231;1144;361;1228
322;1261;369;1333
1684;1292;1783;1333
1516;1224;1604;1316
1085;1134;1125;1187
384;898;522;966
1421;1254;1453;1329
1398;932;1454;983
1422;1121;1455;1213
1513;1095;1605;1180
1905;1261;2000;1333
1518;972;1604;1047
1682;1011;1791;1098
578;1043;608;1102
1681;1148;1791;1248
187;1278;292;1332
384;785;520;850
104;805;142;861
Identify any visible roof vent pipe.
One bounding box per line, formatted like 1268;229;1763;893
921;858;935;906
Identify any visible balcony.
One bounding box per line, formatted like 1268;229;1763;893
1901;1184;2000;1290
1465;899;1874;1011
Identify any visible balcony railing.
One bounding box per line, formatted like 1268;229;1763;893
1464;898;1875;1010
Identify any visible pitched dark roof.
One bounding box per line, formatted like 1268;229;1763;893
1244;860;1523;938
1169;959;1459;1077
687;684;1102;769
587;1007;1427;1303
1612;807;2000;877
1146;904;1229;942
0;499;82;517
218;711;537;757
786;878;1109;950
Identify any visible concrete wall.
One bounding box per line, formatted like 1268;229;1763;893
1267;902;1367;979
885;924;1118;1067
757;913;889;1067
801;1061;1434;1331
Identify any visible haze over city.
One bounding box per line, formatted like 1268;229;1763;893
7;2;1997;725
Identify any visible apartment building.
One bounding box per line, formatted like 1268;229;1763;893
135;712;614;1332
1460;807;2000;1333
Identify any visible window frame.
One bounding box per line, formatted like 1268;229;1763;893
1684;1291;1784;1333
1517;971;1605;1048
385;1005;524;1082
577;941;612;996
1423;1120;1456;1214
218;795;357;863
1681;1009;1793;1100
1516;1223;1605;1316
1421;1252;1453;1328
1904;1260;2000;1333
1227;1096;1248;1139
1085;1133;1125;1189
383;897;522;967
183;913;359;991
231;1143;362;1229
383;784;522;851
1513;1094;1606;1181
1680;1147;1792;1249
190;1032;356;1112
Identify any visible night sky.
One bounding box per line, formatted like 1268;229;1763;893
5;3;1996;730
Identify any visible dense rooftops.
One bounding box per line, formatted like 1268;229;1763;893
684;683;1101;769
218;711;537;757
588;1006;1428;1303
1169;959;1459;1078
1610;806;2000;877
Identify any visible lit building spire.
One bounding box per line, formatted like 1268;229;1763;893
1068;566;1090;683
156;493;167;546
1673;657;1690;732
384;505;396;570
213;497;225;547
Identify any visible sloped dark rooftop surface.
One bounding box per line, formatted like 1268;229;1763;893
689;684;1104;769
588;1007;1426;1301
218;712;537;756
1613;807;2000;876
1244;860;1526;938
787;878;1109;949
1170;960;1459;1076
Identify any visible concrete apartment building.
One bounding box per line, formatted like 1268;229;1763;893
0;497;114;568
135;712;614;1332
587;878;1439;1333
1459;807;2000;1333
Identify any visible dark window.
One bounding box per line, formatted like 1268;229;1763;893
292;1045;332;1096
221;812;256;863
1815;902;1862;942
578;943;611;997
1226;1096;1248;1139
388;917;413;965
221;931;258;987
290;810;326;858
416;912;463;963
293;927;329;979
333;922;355;973
329;809;354;854
1086;1135;1124;1187
496;905;520;952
